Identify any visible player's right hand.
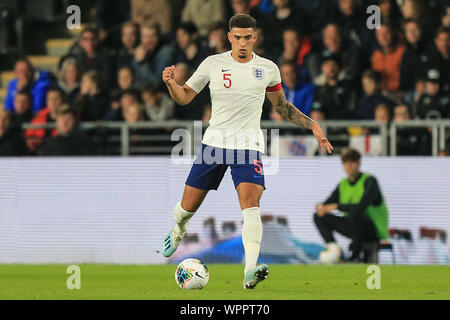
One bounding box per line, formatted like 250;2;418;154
162;65;176;84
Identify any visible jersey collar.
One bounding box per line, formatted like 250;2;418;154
227;51;256;64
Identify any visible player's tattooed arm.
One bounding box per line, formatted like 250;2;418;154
273;95;315;129
267;89;334;154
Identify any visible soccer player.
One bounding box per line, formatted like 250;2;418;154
161;14;333;289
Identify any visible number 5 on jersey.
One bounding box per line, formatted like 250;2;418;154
223;73;232;88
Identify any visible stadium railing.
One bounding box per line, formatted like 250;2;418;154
22;119;450;156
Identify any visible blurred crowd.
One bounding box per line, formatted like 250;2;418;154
0;0;449;156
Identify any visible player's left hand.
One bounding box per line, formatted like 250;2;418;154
312;124;333;154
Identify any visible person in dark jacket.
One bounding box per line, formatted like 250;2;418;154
313;56;357;119
63;28;112;88
399;19;432;93
0;110;27;156
73;71;110;122
355;70;393;119
40;107;95;156
415;68;450;119
11;89;34;129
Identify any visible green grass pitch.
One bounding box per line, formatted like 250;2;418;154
0;264;448;300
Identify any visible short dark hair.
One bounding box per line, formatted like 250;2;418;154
229;14;256;31
362;69;381;83
341;148;361;163
47;86;67;101
435;26;450;38
56;105;76;117
81;27;99;39
16;89;32;99
83;70;100;86
142;83;160;96
177;22;198;36
208;22;227;35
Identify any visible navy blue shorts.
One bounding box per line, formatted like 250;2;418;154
185;144;265;191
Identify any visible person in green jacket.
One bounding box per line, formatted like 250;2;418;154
314;148;389;263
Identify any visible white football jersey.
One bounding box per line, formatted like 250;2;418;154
185;51;282;153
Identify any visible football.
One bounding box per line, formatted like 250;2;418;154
175;258;209;289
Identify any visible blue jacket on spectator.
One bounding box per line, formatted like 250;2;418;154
282;82;315;115
5;70;52;113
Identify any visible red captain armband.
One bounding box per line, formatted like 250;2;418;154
266;83;282;92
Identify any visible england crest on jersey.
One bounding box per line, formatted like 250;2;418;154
253;68;264;80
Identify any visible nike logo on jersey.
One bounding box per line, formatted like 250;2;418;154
222;69;231;72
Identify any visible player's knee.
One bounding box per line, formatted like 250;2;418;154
180;200;200;213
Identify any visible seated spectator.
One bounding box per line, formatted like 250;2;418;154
371;24;406;93
296;0;337;42
57;57;81;104
227;0;269;33
40;107;95;156
11;90;34;129
117;66;135;92
265;0;306;53
132;23;174;87
313;56;357;119
0;110;27;156
123;102;145;123
355;70;392;120
25;87;66;152
280;61;315;115
306;23;365;83
5;58;52;113
207;22;230;55
426;27;450;93
114;21;140;71
404;76;426;106
442;3;450;28
96;0;131;48
333;0;370;50
111;66;136;109
63;28;112;87
393;103;431;155
253;26;275;61
309;102;326;122
141;84;174;121
73;71;110;122
182;0;226;37
378;0;402;31
374;104;391;123
401;0;433;36
399;19;431;93
174;22;208;70
106;88;141;121
278;28;312;72
416;69;450;119
131;0;172;33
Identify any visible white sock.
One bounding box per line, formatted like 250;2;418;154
173;202;195;234
241;207;262;275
